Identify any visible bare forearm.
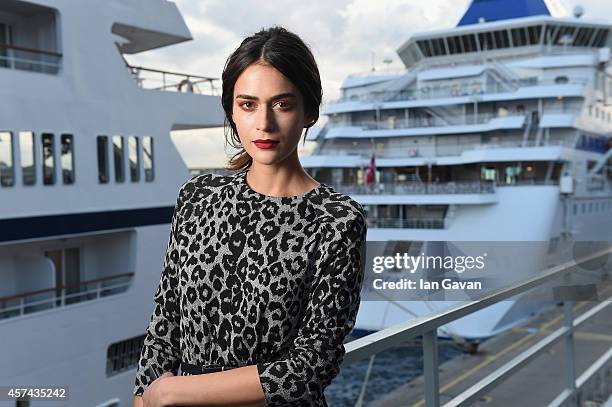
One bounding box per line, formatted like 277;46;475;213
133;395;144;407
165;365;266;407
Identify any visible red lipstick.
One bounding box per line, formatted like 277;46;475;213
253;139;279;149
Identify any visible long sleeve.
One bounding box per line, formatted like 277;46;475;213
256;210;368;406
133;183;187;396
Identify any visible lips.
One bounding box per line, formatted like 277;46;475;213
253;140;279;149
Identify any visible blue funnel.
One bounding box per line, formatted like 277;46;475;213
458;0;551;26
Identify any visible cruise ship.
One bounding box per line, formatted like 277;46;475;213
0;0;224;405
301;0;612;340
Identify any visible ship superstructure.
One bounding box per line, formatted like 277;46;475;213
302;0;612;338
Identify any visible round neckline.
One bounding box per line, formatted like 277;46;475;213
239;169;322;201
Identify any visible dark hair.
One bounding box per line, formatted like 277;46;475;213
221;26;322;171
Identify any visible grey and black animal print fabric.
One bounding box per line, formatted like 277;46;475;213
133;168;368;406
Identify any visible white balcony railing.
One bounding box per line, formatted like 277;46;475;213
328;112;524;131
126;64;220;95
369;217;445;229
331;77;587;104
331;181;496;195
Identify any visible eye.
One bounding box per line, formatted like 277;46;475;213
275;101;292;110
239;101;255;109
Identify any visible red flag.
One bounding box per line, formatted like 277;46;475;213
365;152;376;184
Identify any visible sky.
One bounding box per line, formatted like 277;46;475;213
123;0;612;169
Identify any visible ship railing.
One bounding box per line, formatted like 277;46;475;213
0;272;134;320
0;43;62;74
344;67;408;78
344;245;612;407
328;112;523;130
473;139;575;149
331;77;588;104
369;217;445;229
126;63;219;95
332;181;495;195
316;139;573;159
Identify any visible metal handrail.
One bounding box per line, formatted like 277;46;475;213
126;63;219;95
0;272;134;302
0;273;134;320
0;43;62;57
126;64;216;82
343;245;612;407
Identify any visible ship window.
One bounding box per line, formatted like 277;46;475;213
544;25;557;46
0;131;14;187
559;26;576;45
106;334;145;376
583;27;594;46
20;131;35;185
416;40;432;57
41;133;55;185
128;135;139;182
61;134;74;184
448;36;461;54
143;136;154;182
0;23;12;69
112;135;124;183
574;27;589;46
478;31;495;50
527;26;541;45
573;204;577;216
462;34;477;52
97;135;109;183
593;29;609;47
431;38;445;56
511;28;523;46
494;30;509;48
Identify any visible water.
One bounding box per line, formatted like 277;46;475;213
325;331;466;407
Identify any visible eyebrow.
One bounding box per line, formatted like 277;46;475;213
235;92;296;101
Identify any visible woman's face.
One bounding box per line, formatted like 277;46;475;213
232;62;312;165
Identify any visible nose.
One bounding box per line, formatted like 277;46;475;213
256;105;274;132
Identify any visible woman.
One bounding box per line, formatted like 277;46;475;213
133;26;367;407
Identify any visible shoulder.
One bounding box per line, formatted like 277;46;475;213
170;173;236;222
316;186;367;240
176;172;235;201
187;172;234;190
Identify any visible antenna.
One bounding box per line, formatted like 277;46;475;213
573;5;584;18
383;57;393;72
371;51;376;72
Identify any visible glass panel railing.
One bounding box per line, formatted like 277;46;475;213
0;44;61;74
0;272;134;320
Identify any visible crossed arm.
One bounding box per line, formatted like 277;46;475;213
133;366;266;407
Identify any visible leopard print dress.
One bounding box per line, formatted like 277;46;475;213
133;168;367;406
